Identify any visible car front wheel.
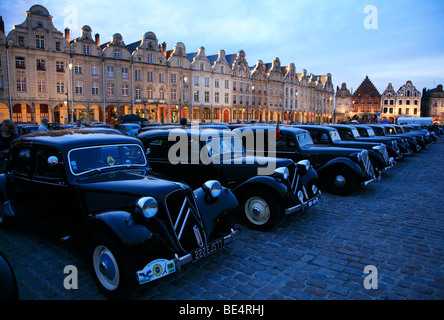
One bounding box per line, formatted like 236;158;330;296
239;189;281;231
89;234;136;299
327;167;357;196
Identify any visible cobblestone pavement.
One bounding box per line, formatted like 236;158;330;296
1;138;443;301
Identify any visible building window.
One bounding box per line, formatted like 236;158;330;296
36;35;45;49
121;68;128;79
37;79;47;93
194;90;199;102
122;84;129;96
18;36;25;47
398;108;402;115
114;49;120;59
91;65;99;76
135;70;141;81
56;61;64;72
147;88;154;100
225;93;229;104
215;78;220;88
200;62;204;71
225;80;229;89
220;66;224;74
36;59;46;71
183;89;188;102
194;76;199;86
171;89;177;101
75;64;82;74
16;57;26;69
160;89;165;101
204;91;210;103
17;77;26;92
107;83;114;96
171;73;177;84
414;108;418;114
215;92;220;103
55;41;61;52
75;81;83;94
92;82;99;95
147;71;153;82
159;73;165;83
83;45;90;55
147;53;153;64
135;87;142;100
107;66;114;78
205;77;210;87
56;81;64;94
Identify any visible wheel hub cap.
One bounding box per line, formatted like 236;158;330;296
334;175;346;188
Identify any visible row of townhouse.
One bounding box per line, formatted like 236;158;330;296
334;77;425;124
0;5;334;126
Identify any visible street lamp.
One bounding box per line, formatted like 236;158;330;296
67;62;73;123
178;75;188;122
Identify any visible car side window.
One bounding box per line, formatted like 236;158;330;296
340;129;352;140
11;147;31;176
276;134;296;152
147;138;169;160
35;147;64;180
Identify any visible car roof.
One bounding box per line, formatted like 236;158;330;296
291;124;336;132
138;127;237;139
234;125;308;135
13;130;142;152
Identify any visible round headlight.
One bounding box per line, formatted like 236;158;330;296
274;167;289;180
136;197;158;218
312;185;318;195
297;190;304;202
202;180;222;198
297;159;311;171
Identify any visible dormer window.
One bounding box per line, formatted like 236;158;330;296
83;45;90;55
114;49;120;60
36;35;45;49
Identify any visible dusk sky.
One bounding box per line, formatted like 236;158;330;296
1;0;443;94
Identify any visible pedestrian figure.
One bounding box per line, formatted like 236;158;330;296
38;117;49;132
180;117;187;129
0;119;19;173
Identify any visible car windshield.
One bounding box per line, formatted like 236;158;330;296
68;144;147;175
296;132;314;147
329;130;342;142
371;126;384;136
350;127;361;138
366;127;376;137
203;136;244;159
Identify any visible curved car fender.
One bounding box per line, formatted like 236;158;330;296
71;211;153;246
194;186;238;234
316;157;363;177
0;174;8;202
367;150;386;168
300;167;319;186
231;175;288;199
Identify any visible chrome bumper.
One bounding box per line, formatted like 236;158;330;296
285;191;321;215
175;227;240;267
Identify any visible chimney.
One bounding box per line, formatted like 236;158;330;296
65;27;70;42
161;42;167;57
0;17;4;34
95;33;100;46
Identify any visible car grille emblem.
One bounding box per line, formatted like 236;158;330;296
193;225;204;247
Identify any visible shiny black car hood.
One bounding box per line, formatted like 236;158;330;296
76;169;185;196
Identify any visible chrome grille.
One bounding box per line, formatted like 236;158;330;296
287;163;300;197
380;144;390;164
165;189;206;252
361;150;374;177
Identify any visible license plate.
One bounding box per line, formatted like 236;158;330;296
191;238;225;262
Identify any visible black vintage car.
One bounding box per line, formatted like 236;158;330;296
364;124;415;156
376;124;423;152
233;126;377;196
291;125;395;174
137;128;320;231
0;130;239;299
328;124;401;160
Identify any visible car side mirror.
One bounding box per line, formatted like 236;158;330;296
47;156;59;166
